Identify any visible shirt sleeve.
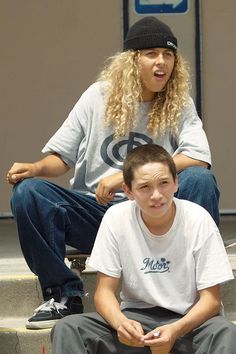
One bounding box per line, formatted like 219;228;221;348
41;85;94;167
194;220;234;290
88;211;122;278
173;97;212;166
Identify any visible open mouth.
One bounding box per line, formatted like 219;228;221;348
154;71;165;78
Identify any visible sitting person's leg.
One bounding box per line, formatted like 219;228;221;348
51;307;236;354
175;166;220;225
178;315;236;354
11;178;110;329
52;311;151;354
51;307;182;354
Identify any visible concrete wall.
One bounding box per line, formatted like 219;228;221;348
201;0;236;211
1;0;235;211
1;0;122;211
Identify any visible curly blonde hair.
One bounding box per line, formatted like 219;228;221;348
97;50;190;139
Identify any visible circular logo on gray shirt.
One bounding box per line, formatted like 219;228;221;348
101;132;153;170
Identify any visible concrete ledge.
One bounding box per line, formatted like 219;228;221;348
0;318;51;354
0;272;97;318
0;275;42;318
228;254;236;270
1;270;236;318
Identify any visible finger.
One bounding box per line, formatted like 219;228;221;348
118;332;144;347
144;330;161;340
95;182;104;197
144;336;169;348
8;166;25;176
10;174;18;181
95;185;105;204
119;323;144;344
8;173;23;184
95;192;115;205
144;338;164;345
6;176;16;185
95;194;109;205
132;321;144;335
119;338;144;347
7;173;18;184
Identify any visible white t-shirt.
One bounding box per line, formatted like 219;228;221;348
89;198;233;315
42;82;211;197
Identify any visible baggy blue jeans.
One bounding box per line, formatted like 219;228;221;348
10;166;220;300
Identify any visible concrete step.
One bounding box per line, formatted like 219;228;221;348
0;271;97;318
0;319;51;354
0;273;236;354
221;270;236;322
0;271;97;354
1;265;236;317
0;275;42;318
0;216;235;354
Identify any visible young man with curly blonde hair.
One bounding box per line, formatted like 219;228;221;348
7;16;219;329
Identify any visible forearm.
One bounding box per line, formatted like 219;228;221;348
171;289;220;337
173;153;208;173
33;154;70;177
94;288;126;330
7;153;70;185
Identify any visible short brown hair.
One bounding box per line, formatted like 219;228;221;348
123;144;177;189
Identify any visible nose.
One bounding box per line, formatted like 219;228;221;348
150;188;162;200
155;54;165;65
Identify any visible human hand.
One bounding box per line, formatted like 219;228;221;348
95;172;123;205
117;318;145;348
7;162;37;185
143;324;178;354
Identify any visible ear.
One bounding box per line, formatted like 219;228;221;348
122;182;134;200
174;175;178;193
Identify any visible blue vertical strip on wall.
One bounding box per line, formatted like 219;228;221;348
123;0;129;41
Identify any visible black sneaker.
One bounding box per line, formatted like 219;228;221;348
26;296;84;329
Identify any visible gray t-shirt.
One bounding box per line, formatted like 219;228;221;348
42;81;211;196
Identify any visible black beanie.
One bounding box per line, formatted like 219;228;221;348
123;16;177;51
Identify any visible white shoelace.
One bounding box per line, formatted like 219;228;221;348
33;298;67;314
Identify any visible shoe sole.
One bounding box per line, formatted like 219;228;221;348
25;319;58;330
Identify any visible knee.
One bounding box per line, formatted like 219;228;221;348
51;317;76;351
51;314;84;342
207;316;236;337
179;166;218;191
11;178;45;210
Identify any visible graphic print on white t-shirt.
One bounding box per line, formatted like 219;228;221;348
140;256;171;274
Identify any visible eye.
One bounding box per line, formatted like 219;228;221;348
161;180;169;185
143;50;156;58
164;51;174;58
140;184;149;190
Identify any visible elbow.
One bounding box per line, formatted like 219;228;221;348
209;296;221;316
94;289;103;313
199;161;210;169
213;301;221;316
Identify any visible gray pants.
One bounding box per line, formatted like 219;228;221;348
51;307;236;354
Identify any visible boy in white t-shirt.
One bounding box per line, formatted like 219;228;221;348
52;144;235;354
